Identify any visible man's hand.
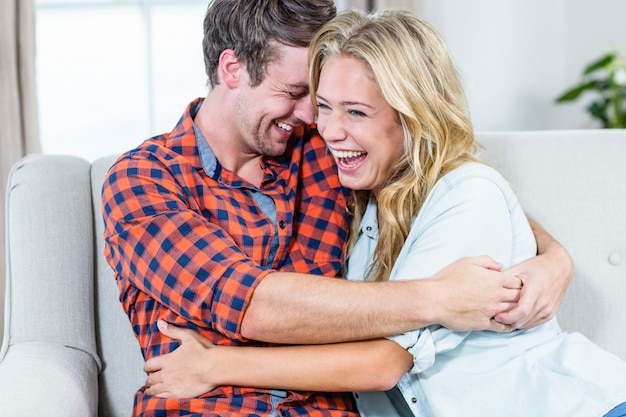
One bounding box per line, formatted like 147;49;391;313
494;246;574;329
144;321;218;398
424;256;523;333
494;217;574;329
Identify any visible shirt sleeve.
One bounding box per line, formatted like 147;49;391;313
101;152;270;341
385;170;533;373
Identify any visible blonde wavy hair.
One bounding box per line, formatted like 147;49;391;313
309;9;483;282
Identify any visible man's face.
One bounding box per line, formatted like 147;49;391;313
234;44;314;158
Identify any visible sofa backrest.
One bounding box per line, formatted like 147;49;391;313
91;155;145;417
478;129;626;360
89;130;626;416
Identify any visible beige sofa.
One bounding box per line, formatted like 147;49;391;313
1;129;625;416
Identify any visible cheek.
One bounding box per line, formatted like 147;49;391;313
316;119;327;135
315;113;329;134
389;127;406;160
393;142;406;162
376;134;405;174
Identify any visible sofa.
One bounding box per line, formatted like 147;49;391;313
0;129;625;416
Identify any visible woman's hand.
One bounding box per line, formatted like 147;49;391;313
144;320;219;398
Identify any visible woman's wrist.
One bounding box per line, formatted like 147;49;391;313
206;345;231;388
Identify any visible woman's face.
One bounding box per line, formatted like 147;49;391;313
315;56;405;196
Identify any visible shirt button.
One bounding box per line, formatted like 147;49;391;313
411;397;417;403
279;220;286;229
608;253;622;265
365;226;372;231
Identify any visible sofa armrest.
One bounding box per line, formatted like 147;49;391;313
2;154;100;356
0;342;98;417
1;154;102;413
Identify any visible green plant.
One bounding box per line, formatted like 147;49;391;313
555;49;626;128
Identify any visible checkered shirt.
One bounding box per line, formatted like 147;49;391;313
101;98;356;416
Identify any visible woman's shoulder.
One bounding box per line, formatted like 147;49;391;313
422;161;524;225
439;161;507;188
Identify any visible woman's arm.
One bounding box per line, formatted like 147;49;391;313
493;216;574;329
144;320;413;398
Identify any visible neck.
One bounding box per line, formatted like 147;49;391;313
195;94;264;187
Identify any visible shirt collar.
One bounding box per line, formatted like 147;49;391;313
194;120;218;178
360;198;379;239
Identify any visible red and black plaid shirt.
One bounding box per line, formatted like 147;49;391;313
102;99;357;416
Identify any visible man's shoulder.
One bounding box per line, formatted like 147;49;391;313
293;126;346;196
110;97;204;171
300;124;325;148
102;137;205;205
297;125;335;171
108;138;176;171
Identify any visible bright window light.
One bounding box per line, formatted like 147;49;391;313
35;0;209;161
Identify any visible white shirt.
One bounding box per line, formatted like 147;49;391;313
347;162;626;417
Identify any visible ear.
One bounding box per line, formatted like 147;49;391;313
218;49;243;89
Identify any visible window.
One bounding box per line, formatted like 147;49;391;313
35;0;209;161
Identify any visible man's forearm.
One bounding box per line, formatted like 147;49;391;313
493;216;574;329
528;216;556;254
241;271;433;344
527;215;574;279
241;256;521;344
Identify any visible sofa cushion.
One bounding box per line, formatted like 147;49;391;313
479;129;626;360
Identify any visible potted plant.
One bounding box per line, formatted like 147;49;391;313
555;48;626;128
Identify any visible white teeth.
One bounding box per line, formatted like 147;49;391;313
330;149;366;159
276;122;293;132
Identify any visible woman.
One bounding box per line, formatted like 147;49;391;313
144;9;626;416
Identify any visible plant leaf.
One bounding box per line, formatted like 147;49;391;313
583;53;615;75
555;80;601;102
588;101;609;126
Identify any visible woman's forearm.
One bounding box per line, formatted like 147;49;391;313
214;339;412;392
144;322;413;398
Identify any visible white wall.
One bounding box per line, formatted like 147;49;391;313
35;2;208;162
378;0;626;131
34;0;626;162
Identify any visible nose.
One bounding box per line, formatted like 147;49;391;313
317;111;346;144
293;96;315;125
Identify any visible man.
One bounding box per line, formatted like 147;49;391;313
101;1;572;415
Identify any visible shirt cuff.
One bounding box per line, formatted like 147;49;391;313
386;326;471;374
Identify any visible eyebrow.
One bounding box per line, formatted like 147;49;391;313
286;83;309;90
316;94;375;109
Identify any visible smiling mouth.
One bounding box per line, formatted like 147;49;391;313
329;149;367;167
275;121;294;133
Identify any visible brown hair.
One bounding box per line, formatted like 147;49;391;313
203;0;336;87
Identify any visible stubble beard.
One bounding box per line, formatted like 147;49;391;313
234;93;286;158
